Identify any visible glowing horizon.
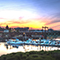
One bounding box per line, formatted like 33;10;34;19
0;0;60;30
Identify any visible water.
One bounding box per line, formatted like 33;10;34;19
0;42;60;56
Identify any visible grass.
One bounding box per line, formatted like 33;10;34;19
0;50;60;60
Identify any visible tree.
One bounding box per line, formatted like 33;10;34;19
6;25;9;29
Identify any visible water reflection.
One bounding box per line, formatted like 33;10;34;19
0;42;60;56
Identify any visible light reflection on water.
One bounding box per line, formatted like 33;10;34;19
0;42;60;56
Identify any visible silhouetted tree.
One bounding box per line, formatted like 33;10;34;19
6;25;9;29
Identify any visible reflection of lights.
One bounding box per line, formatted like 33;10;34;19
23;32;25;35
1;41;60;56
47;37;49;39
55;38;60;40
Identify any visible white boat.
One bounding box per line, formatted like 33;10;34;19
45;39;50;45
7;39;24;45
31;40;40;46
24;39;32;45
49;40;56;45
40;39;46;45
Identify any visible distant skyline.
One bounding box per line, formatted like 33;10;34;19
0;0;60;30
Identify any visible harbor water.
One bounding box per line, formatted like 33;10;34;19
0;41;60;56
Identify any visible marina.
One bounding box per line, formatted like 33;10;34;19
5;38;60;47
0;0;60;60
0;38;60;56
0;26;60;56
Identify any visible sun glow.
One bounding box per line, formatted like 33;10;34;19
0;10;44;29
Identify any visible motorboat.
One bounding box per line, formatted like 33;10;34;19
56;40;60;46
40;39;46;45
45;39;50;45
24;39;32;45
7;39;24;45
31;40;40;46
49;40;56;46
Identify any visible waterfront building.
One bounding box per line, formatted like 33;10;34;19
15;27;29;31
0;27;5;31
48;28;54;32
4;30;9;32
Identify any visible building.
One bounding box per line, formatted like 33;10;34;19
15;27;29;31
48;28;54;32
4;30;9;32
0;27;5;31
29;30;42;32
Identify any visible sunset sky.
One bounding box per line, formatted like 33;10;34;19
0;0;60;30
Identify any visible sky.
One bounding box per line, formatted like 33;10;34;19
0;0;60;30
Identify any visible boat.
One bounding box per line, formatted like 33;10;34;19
7;39;24;45
40;39;46;45
49;40;56;46
24;39;32;45
45;39;50;45
31;40;40;46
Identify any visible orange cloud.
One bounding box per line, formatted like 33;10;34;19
0;17;60;30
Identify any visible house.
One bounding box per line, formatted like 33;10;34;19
4;29;9;32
